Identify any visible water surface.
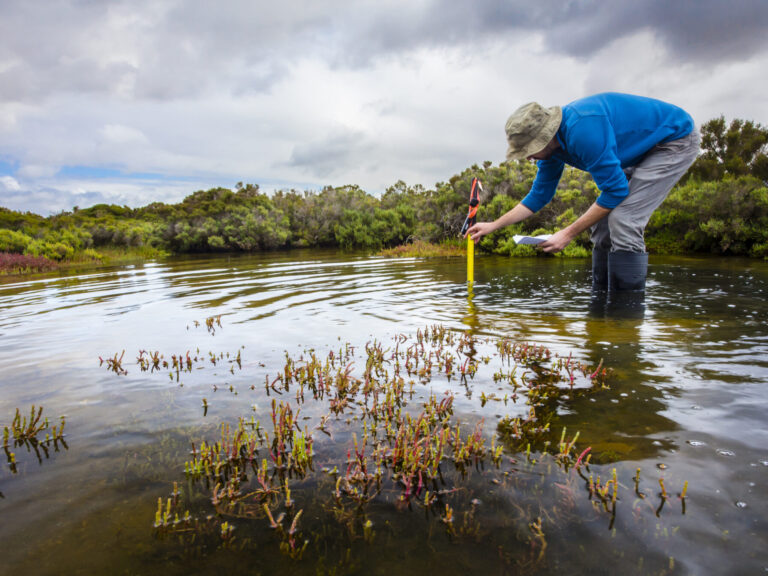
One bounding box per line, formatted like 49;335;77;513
1;250;767;575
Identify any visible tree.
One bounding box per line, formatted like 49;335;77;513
687;116;768;182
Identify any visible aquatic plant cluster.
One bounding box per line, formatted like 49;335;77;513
2;406;67;479
99;316;236;378
100;322;689;572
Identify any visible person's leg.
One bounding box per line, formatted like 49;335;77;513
608;130;700;252
590;220;611;290
590;167;635;290
607;129;700;290
591;248;609;290
607;251;648;291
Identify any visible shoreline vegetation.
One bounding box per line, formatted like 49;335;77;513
0;246;168;276
2;118;767;275
378;239;467;258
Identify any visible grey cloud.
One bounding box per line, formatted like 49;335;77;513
2;0;766;105
288;129;376;179
0;60;136;102
130;2;333;99
330;0;768;67
534;0;768;62
0;1;141;102
641;0;768;61
0;0;308;102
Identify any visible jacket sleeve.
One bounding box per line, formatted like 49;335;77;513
567;115;629;209
520;158;565;213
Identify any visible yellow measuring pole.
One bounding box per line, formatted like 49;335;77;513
462;177;481;286
467;235;474;284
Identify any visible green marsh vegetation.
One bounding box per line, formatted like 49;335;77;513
1;116;766;276
2;406;68;481
92;320;691;573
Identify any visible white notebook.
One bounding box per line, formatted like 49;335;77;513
512;234;552;245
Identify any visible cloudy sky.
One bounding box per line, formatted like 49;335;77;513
1;0;767;215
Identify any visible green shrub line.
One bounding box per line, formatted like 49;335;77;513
2;116;768;270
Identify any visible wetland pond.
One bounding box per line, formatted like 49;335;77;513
1;250;767;575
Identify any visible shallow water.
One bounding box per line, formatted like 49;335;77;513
1;250;767;575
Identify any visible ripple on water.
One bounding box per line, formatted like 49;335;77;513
716;449;736;457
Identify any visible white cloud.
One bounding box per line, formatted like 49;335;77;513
0;176;21;191
100;124;149;145
16;164;58;179
0;177;221;215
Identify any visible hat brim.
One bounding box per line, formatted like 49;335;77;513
505;106;562;161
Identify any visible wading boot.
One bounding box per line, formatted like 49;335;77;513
592;248;609;291
608;250;648;292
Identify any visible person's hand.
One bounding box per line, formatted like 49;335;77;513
538;229;574;253
464;222;497;243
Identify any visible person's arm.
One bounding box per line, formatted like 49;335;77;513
464;202;534;243
538;202;610;253
465;155;564;243
520;158;565;212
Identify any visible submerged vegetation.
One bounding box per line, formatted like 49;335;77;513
1;117;767;272
92;320;690;573
2;406;68;480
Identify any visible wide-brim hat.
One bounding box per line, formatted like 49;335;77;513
505;102;562;161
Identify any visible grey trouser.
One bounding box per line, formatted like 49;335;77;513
590;129;701;252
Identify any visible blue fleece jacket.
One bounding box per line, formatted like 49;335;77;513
521;93;694;212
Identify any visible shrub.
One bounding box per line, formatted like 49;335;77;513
82;248;104;261
649;176;768;254
555;243;591;258
207;235;226;250
0;252;57;274
24;240;75;261
0;229;32;253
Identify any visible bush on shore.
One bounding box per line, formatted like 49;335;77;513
0;252;58;275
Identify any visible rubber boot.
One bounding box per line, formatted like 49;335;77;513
591;248;609;291
608;251;648;292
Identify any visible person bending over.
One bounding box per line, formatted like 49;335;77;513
466;92;700;291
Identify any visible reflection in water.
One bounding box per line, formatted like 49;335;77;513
562;290;680;462
462;283;479;334
589;289;647;320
